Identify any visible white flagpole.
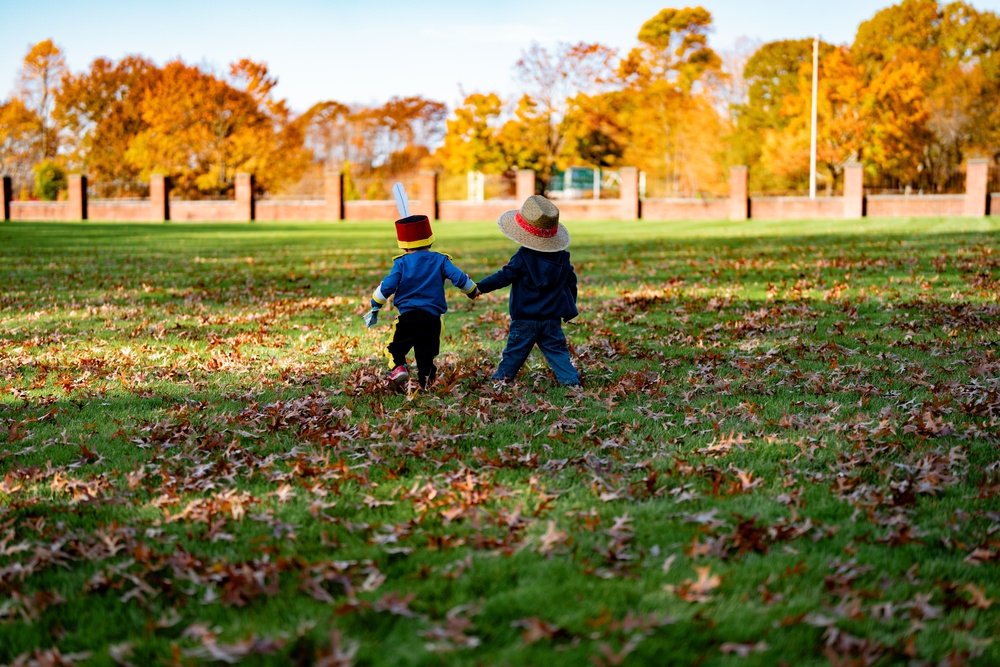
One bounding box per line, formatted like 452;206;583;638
810;35;819;199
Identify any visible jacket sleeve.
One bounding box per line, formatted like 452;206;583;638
567;262;578;304
372;261;402;306
476;253;522;294
442;258;477;294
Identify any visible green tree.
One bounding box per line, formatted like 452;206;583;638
33;158;66;200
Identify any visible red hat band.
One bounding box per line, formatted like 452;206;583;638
395;215;434;249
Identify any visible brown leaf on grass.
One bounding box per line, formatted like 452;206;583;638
3;648;93;666
511;617;570;644
108;642;136;667
960;583;994;609
315;629;358;667
181;634;286;663
665;566;722;602
371;591;418;617
536;521;570;556
720;640;769;657
421;603;482;652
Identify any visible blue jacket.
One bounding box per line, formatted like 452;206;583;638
477;247;578;321
372;250;476;316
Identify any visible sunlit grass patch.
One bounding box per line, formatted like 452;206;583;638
1;217;999;665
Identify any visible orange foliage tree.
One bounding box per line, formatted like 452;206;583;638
16;39;66;162
616;7;727;196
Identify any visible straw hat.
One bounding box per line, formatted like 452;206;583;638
496;195;570;252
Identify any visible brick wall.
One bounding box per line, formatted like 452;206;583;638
750;196;846;220
438;200;517;221
866;195;964;217
641;198;729;220
170;201;248;222
89;201;158;222
10;202;68;221
3;164;996;223
256;201;327;221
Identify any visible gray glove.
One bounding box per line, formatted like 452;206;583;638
362;308;379;328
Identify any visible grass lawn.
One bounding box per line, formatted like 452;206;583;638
1;216;998;666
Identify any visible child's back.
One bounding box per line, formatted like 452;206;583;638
477;246;578;322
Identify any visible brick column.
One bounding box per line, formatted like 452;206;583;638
2;176;10;221
619;167;640;220
235;173;254;221
964;159;989;217
515;169;535;203
416;171;438;220
68;175;88;221
729;166;748;220
150;174;169;221
324;171;344;221
843;163;865;219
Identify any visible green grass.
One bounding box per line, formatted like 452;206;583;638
1;216;998;666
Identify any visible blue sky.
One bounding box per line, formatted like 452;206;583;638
4;0;1000;113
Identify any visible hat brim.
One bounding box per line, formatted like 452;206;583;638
497;209;570;252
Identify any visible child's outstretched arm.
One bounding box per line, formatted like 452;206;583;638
364;264;402;327
476;253;524;295
442;258;478;298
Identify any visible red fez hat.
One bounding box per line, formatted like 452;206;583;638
395;214;434;249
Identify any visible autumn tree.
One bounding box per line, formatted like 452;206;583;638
123;60;307;197
54;55;158;194
509;41;618;189
0;99;41;195
370;95;448;175
729;39;833;190
16;39;67;162
435;92;507;176
559;91;628;170
851;0;1000;190
301;100;353;170
617;7;727;196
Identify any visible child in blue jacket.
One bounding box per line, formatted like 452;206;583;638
475;195;581;386
365;214;478;389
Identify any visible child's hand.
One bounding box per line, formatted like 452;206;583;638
466;287;481;300
362;307;379;328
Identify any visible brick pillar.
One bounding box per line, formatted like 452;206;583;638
619;167;640;220
964;159;989;217
150;174;169;221
324;171;344;221
515;169;535;203
2;176;10;221
235;173;254;221
68;175;88;221
843;163;865;219
729;166;749;221
416;171;438;220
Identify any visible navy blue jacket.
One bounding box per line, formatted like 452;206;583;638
477;247;578;321
372;250;477;316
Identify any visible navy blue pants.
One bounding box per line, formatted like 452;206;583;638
493;319;580;386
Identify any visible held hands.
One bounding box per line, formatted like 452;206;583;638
466;287;481;300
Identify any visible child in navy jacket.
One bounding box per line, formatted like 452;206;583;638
475;196;581;386
365;214;478;389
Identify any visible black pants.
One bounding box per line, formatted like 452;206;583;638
387;309;441;388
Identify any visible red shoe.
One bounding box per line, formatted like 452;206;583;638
388;365;409;386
